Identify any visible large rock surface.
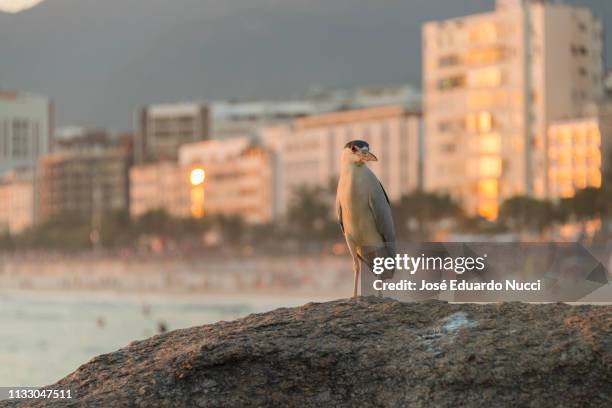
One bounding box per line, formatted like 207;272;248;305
3;298;611;407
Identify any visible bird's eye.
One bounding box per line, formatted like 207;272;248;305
351;146;358;153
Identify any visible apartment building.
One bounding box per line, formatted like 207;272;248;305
129;162;191;219
37;148;130;222
135;102;210;163
0;91;53;176
423;0;604;219
130;137;276;224
548;104;612;199
179;137;276;223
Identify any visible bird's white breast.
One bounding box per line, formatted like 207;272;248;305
337;166;384;248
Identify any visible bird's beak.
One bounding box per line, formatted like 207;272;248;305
362;151;378;162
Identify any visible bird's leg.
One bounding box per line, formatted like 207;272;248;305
352;256;360;298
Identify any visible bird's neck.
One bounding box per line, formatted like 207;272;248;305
340;156;365;177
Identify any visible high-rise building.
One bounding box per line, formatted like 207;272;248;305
423;0;604;219
0;91;53;176
37;148;130;223
135;102;210;163
260;105;423;216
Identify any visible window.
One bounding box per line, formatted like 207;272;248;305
439;55;459;68
438;121;451;132
437;75;466;91
441;143;456;153
464;46;508;65
468;67;502;88
479;157;502;177
478;179;498;198
12;119;29;158
466;112;494;133
571;45;588;57
479;134;501;154
468;22;497;44
438;118;464;133
478;201;498;220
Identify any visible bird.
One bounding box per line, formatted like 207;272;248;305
336;140;396;298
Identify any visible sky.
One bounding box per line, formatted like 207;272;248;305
0;0;610;131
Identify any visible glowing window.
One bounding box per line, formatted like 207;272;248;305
464;47;506;65
468;22;497;44
478;178;498;198
465;112;494;133
589;171;602;187
588;127;601;146
479;157;502;177
468;67;502;88
478;201;498;220
467;92;493;109
478;111;493;132
480;134;501;154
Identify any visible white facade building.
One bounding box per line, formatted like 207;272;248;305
260;105;423;216
0;91;53;176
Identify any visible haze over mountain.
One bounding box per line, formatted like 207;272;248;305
0;0;609;131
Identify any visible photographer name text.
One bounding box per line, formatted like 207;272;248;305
373;279;542;292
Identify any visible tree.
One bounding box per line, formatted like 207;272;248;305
567;187;605;222
556;187;609;239
499;196;554;234
393;191;462;238
286;185;337;241
15;214;92;251
100;210;133;248
134;209;174;236
214;215;246;246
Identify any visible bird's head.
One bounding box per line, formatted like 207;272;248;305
343;140;377;166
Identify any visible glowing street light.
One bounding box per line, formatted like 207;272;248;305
190;168;206;186
190;168;206;218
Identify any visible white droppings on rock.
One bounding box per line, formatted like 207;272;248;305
442;312;476;333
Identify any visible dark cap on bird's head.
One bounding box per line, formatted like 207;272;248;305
344;140;377;162
345;140;369;150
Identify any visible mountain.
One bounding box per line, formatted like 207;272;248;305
0;0;610;130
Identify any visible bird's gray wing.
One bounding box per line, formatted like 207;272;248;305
368;181;395;246
336;194;345;234
364;181;396;279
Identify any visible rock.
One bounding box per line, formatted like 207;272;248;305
2;297;611;407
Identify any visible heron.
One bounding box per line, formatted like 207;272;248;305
336;140;396;298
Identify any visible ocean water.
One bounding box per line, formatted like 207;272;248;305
0;291;313;387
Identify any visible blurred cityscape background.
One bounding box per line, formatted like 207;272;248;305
1;0;612;386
